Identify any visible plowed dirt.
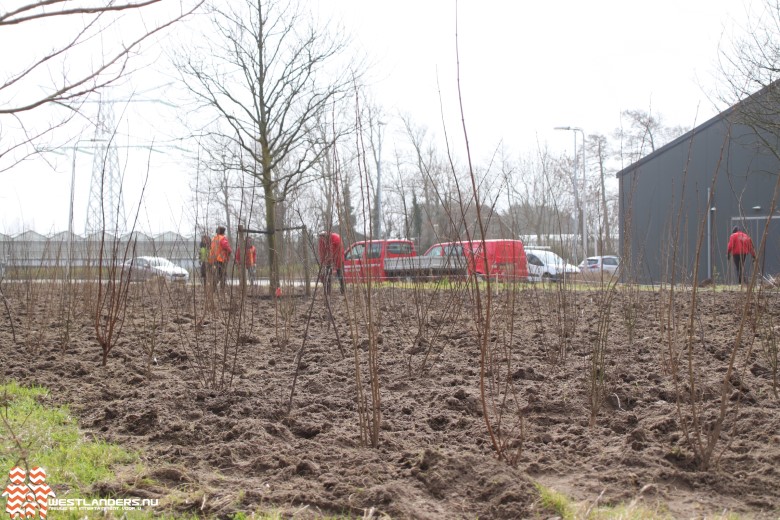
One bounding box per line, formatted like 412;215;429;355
1;281;779;519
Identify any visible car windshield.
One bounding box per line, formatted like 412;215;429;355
386;242;412;255
532;251;563;265
444;245;464;256
346;244;364;260
537;251;564;265
149;258;173;268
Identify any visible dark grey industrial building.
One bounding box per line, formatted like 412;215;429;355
618;83;780;284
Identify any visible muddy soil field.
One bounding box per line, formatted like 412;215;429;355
1;281;779;519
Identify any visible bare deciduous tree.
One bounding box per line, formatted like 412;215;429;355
503;147;575;249
614;108;689;167
0;0;203;171
719;0;780;154
175;0;358;293
586;133;616;254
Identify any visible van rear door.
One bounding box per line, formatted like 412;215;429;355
500;240;528;280
499;240;527;279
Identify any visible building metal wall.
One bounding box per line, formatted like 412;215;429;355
0;233;199;271
619;113;780;284
0;230;314;277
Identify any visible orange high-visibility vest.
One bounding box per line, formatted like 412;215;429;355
209;234;229;264
236;245;256;266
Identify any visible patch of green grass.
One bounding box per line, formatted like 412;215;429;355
1;380;142;520
536;483;577;520
0;380;135;491
587;502;671;520
533;482;753;520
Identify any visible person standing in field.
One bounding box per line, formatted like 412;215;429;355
198;234;210;286
727;226;756;285
318;231;345;295
236;238;257;285
209;226;232;289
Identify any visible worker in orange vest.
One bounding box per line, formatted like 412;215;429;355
209;225;232;288
235;237;257;285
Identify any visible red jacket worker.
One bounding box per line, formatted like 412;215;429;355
318;231;344;294
727;226;756;285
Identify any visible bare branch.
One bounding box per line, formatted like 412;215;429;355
0;1;205;115
0;0;162;26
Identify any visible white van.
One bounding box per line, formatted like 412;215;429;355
524;248;579;282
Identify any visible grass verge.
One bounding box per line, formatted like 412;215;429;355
533;482;746;520
0;381;135;490
0;380;144;519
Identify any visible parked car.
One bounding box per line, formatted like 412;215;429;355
343;239;418;282
524;248;579;282
124;256;190;283
424;239;529;281
578;255;620;279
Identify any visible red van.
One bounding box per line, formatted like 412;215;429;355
343;239;417;282
424;239;528;281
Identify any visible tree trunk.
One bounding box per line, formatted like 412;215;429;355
262;155;279;295
302;228;311;296
238;227;247;299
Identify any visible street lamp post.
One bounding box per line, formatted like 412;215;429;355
555;126;587;260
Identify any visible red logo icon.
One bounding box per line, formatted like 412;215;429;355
1;467;55;519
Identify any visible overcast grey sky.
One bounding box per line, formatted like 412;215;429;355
324;0;752;159
0;0;757;235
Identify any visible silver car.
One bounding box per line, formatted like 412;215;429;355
578;255;620;278
525;249;579;281
124;256;190;283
